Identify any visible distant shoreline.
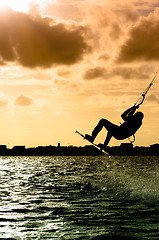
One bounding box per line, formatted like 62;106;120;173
0;143;159;156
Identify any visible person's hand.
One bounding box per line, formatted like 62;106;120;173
133;104;139;109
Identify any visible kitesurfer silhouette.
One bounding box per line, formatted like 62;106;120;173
83;72;157;151
85;104;144;150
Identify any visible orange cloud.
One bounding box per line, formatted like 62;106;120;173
147;93;159;104
0;8;90;68
118;14;159;62
84;67;106;80
0;99;8;107
84;66;149;80
14;94;34;106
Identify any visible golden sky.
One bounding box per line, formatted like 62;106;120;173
0;0;159;147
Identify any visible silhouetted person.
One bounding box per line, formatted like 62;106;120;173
85;105;144;150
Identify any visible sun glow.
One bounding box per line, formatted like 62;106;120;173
0;0;33;12
0;0;57;13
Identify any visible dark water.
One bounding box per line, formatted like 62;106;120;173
0;155;159;240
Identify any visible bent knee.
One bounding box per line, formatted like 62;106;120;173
99;118;109;125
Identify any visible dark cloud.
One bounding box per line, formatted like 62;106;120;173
118;17;159;62
83;66;149;80
14;94;34;106
0;8;90;68
83;67;106;80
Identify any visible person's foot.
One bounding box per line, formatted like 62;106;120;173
85;134;94;143
98;143;107;151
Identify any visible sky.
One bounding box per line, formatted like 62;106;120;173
0;0;159;148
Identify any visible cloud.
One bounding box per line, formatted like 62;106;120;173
118;11;159;62
85;93;136;108
0;8;90;68
111;67;150;79
54;77;80;93
83;66;149;80
43;0;83;22
117;8;139;22
85;93;112;107
0;92;9;107
84;67;106;80
14;94;34;106
146;93;159;104
0;99;8;107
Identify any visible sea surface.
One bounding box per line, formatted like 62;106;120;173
0;155;159;240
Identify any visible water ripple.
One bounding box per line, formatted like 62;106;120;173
0;156;159;239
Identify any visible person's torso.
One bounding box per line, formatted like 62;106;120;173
119;117;142;138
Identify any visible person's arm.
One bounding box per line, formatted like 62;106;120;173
121;105;138;121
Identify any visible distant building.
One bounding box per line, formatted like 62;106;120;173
150;143;159;149
13;146;26;150
11;146;26;155
119;143;133;155
120;143;133;149
150;144;159;154
0;145;7;151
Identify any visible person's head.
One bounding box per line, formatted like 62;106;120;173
135;111;144;121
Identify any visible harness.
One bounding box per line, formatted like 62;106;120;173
128;135;135;144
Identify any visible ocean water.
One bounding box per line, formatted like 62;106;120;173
0;155;159;240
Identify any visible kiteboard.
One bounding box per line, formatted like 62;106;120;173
75;130;110;156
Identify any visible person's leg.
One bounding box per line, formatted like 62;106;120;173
104;131;112;146
85;118;115;143
98;125;113;150
92;119;114;139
